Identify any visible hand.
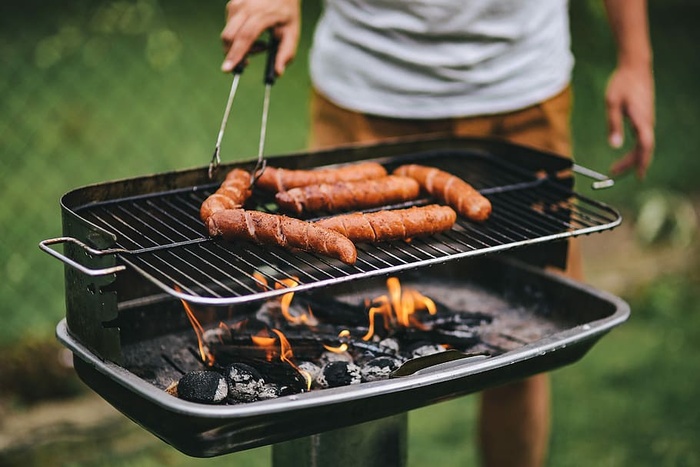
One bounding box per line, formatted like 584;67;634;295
605;63;655;180
220;0;301;76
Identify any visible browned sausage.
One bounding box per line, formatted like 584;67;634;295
207;209;358;264
315;205;457;243
393;164;491;222
256;162;388;192
275;176;420;215
200;168;252;222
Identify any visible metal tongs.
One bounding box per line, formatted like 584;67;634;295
209;30;280;186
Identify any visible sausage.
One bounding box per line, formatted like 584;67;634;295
275;176;421;215
393;164;492;222
207;209;358;265
200;168;252;222
256;162;388;192
315;205;457;243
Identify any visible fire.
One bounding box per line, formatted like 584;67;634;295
362;277;437;341
270;329;312;390
176;289;214;366
253;272;317;326
323;329;350;353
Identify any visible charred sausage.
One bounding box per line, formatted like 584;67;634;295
200;168;252;222
207;209;358;265
393;164;491;222
256;162;388;192
275;176;420;215
315;205;457;243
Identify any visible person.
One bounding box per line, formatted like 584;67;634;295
220;1;655;466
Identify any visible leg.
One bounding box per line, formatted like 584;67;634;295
478;374;551;467
461;87;575;467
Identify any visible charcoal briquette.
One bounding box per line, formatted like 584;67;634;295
316;361;362;389
409;343;445;358
177;371;228;404
258;383;281;400
319;350;353;365
226;363;265;402
361;356;401;382
298;361;321;384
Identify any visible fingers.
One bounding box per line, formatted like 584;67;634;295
609;127;654;180
605;68;655;180
274;25;300;76
221;16;263;73
606;89;625;149
220;0;300;75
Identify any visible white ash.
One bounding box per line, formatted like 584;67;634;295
315;361;362;389
298;361;322;383
226;363;265;402
203;327;229;346
257;384;281;400
361;357;402;382
319;350;353;365
378;337;400;353
410;343;446;358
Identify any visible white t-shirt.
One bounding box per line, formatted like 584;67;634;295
309;0;574;119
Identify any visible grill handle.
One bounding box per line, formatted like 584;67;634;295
572;163;615;189
39;237;126;277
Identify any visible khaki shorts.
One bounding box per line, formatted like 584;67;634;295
307;86;582;279
309;86;572;157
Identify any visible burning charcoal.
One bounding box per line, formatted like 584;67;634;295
294;293;369;326
399;328;480;348
361;357;401;382
203;327;231;346
319;350;353;365
298;361;322;383
177;371;228;404
225;363;265;402
407;342;446;359
378;337;400;354
258;384;281;400
421;310;493;329
316;361;362;389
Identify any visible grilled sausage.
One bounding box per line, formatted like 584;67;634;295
200;168;252;222
393;164;491;222
275;176;421;215
207;209;358;264
256;162;388;192
315;205;457;243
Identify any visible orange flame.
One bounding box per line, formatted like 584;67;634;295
274;276;317;326
252;271;269;291
324;329;351;353
177;290;214;366
362;277;437;341
271;329;312;390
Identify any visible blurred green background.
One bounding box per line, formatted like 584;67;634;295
1;0;699;466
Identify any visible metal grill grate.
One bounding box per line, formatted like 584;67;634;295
72;151;620;305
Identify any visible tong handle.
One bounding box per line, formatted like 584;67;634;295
264;30;280;85
572;163;615;190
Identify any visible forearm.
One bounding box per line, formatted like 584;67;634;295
603;0;653;70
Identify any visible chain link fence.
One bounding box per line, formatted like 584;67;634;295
0;0;320;343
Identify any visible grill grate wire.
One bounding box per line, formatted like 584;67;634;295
74;153;620;305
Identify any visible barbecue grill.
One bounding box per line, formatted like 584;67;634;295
41;137;629;463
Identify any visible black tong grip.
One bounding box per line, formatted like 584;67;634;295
232;29;280;85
